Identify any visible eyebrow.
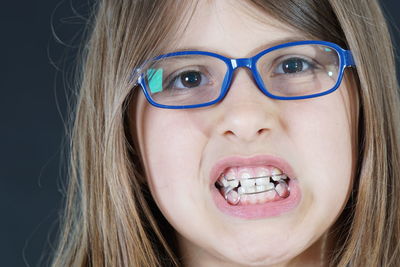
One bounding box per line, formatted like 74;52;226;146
165;36;311;58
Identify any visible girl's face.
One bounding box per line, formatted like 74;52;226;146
133;1;358;266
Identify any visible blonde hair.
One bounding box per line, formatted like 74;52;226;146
51;0;400;266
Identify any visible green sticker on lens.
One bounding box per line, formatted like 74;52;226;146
147;68;163;93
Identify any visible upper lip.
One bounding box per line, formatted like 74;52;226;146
209;154;296;185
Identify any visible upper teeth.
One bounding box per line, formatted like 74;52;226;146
217;166;289;193
219;173;288;186
227;179;239;187
217;167;291;204
225;167;282;179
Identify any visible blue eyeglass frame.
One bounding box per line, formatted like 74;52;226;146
136;40;356;109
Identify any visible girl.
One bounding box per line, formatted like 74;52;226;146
52;0;400;266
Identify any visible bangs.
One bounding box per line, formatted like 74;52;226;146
240;0;347;47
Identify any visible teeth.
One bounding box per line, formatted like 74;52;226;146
240;178;256;187
271;175;280;182
248;195;258;204
255;168;270;178
225;170;236;181
246;186;256;194
217;166;291;206
271;167;283;175
266;182;275;190
271;167;283;181
225;190;240;205
256;185;266;192
228;179;239;187
275;181;290;198
265;190;277;201
218;177;229;187
272;174;287;182
257;192;268;204
240;194;248;203
239;171;252;180
238;187;245;195
255;177;269;185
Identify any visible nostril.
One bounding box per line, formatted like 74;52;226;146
223;128;269;140
223;130;235;137
257;128;268;135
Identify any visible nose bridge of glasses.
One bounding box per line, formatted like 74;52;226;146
230;58;253;70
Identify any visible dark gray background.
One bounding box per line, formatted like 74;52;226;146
1;1;399;267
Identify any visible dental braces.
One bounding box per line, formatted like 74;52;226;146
224;173;288;182
218;174;290;205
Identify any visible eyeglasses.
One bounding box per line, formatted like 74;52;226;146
136;40;355;109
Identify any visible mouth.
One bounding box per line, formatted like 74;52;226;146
210;155;301;219
215;166;291;205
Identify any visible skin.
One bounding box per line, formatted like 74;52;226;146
131;1;359;266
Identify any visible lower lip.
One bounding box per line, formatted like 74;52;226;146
211;179;301;219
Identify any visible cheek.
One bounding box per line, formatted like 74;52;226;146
137;108;207;212
282;91;355;220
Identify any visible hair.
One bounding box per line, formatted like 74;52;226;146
51;0;400;266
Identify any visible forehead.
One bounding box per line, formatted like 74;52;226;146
173;0;307;58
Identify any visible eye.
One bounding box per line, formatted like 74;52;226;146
169;70;210;89
274;57;314;74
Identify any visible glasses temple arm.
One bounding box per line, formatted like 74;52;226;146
345;50;356;67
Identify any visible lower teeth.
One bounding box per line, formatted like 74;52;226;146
217;177;290;206
275;180;290;198
225;189;240;205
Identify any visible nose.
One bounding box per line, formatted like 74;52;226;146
215;69;279;143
